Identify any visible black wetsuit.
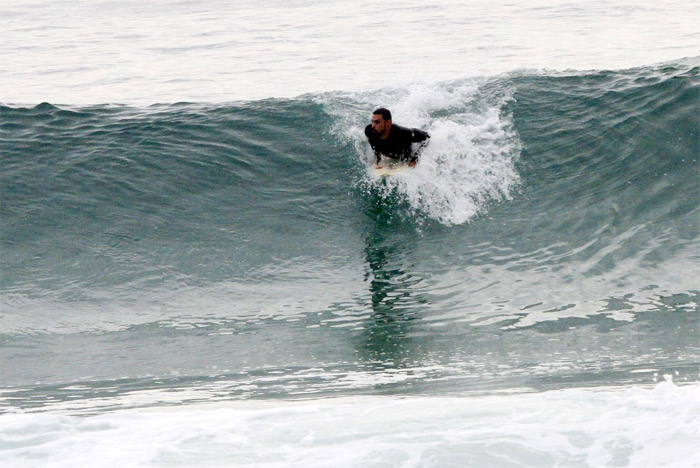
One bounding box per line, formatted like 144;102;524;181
364;124;430;163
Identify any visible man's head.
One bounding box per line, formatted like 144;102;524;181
371;108;392;138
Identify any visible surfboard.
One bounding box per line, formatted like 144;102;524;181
371;162;413;177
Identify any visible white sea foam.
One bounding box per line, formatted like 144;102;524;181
2;380;698;467
322;79;521;225
383;97;520;225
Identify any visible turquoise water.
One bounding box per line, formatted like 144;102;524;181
2;61;697;402
1;1;699;466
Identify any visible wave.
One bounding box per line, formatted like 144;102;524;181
1;59;698;335
2;59;696;225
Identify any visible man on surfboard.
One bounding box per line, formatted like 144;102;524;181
365;108;430;166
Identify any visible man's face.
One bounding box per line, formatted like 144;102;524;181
371;114;390;136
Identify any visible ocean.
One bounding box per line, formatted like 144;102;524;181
1;1;699;467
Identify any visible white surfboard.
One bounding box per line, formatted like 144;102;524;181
371;162;413;177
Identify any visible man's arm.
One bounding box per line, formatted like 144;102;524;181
408;128;430;165
411;128;430;143
365;124;382;163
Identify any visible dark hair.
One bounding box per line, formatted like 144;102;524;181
373;108;392;121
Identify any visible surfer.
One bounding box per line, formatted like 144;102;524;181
365;108;430;166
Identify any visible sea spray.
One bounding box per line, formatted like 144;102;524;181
321;79;521;225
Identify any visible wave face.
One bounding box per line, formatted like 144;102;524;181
1;60;698;410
